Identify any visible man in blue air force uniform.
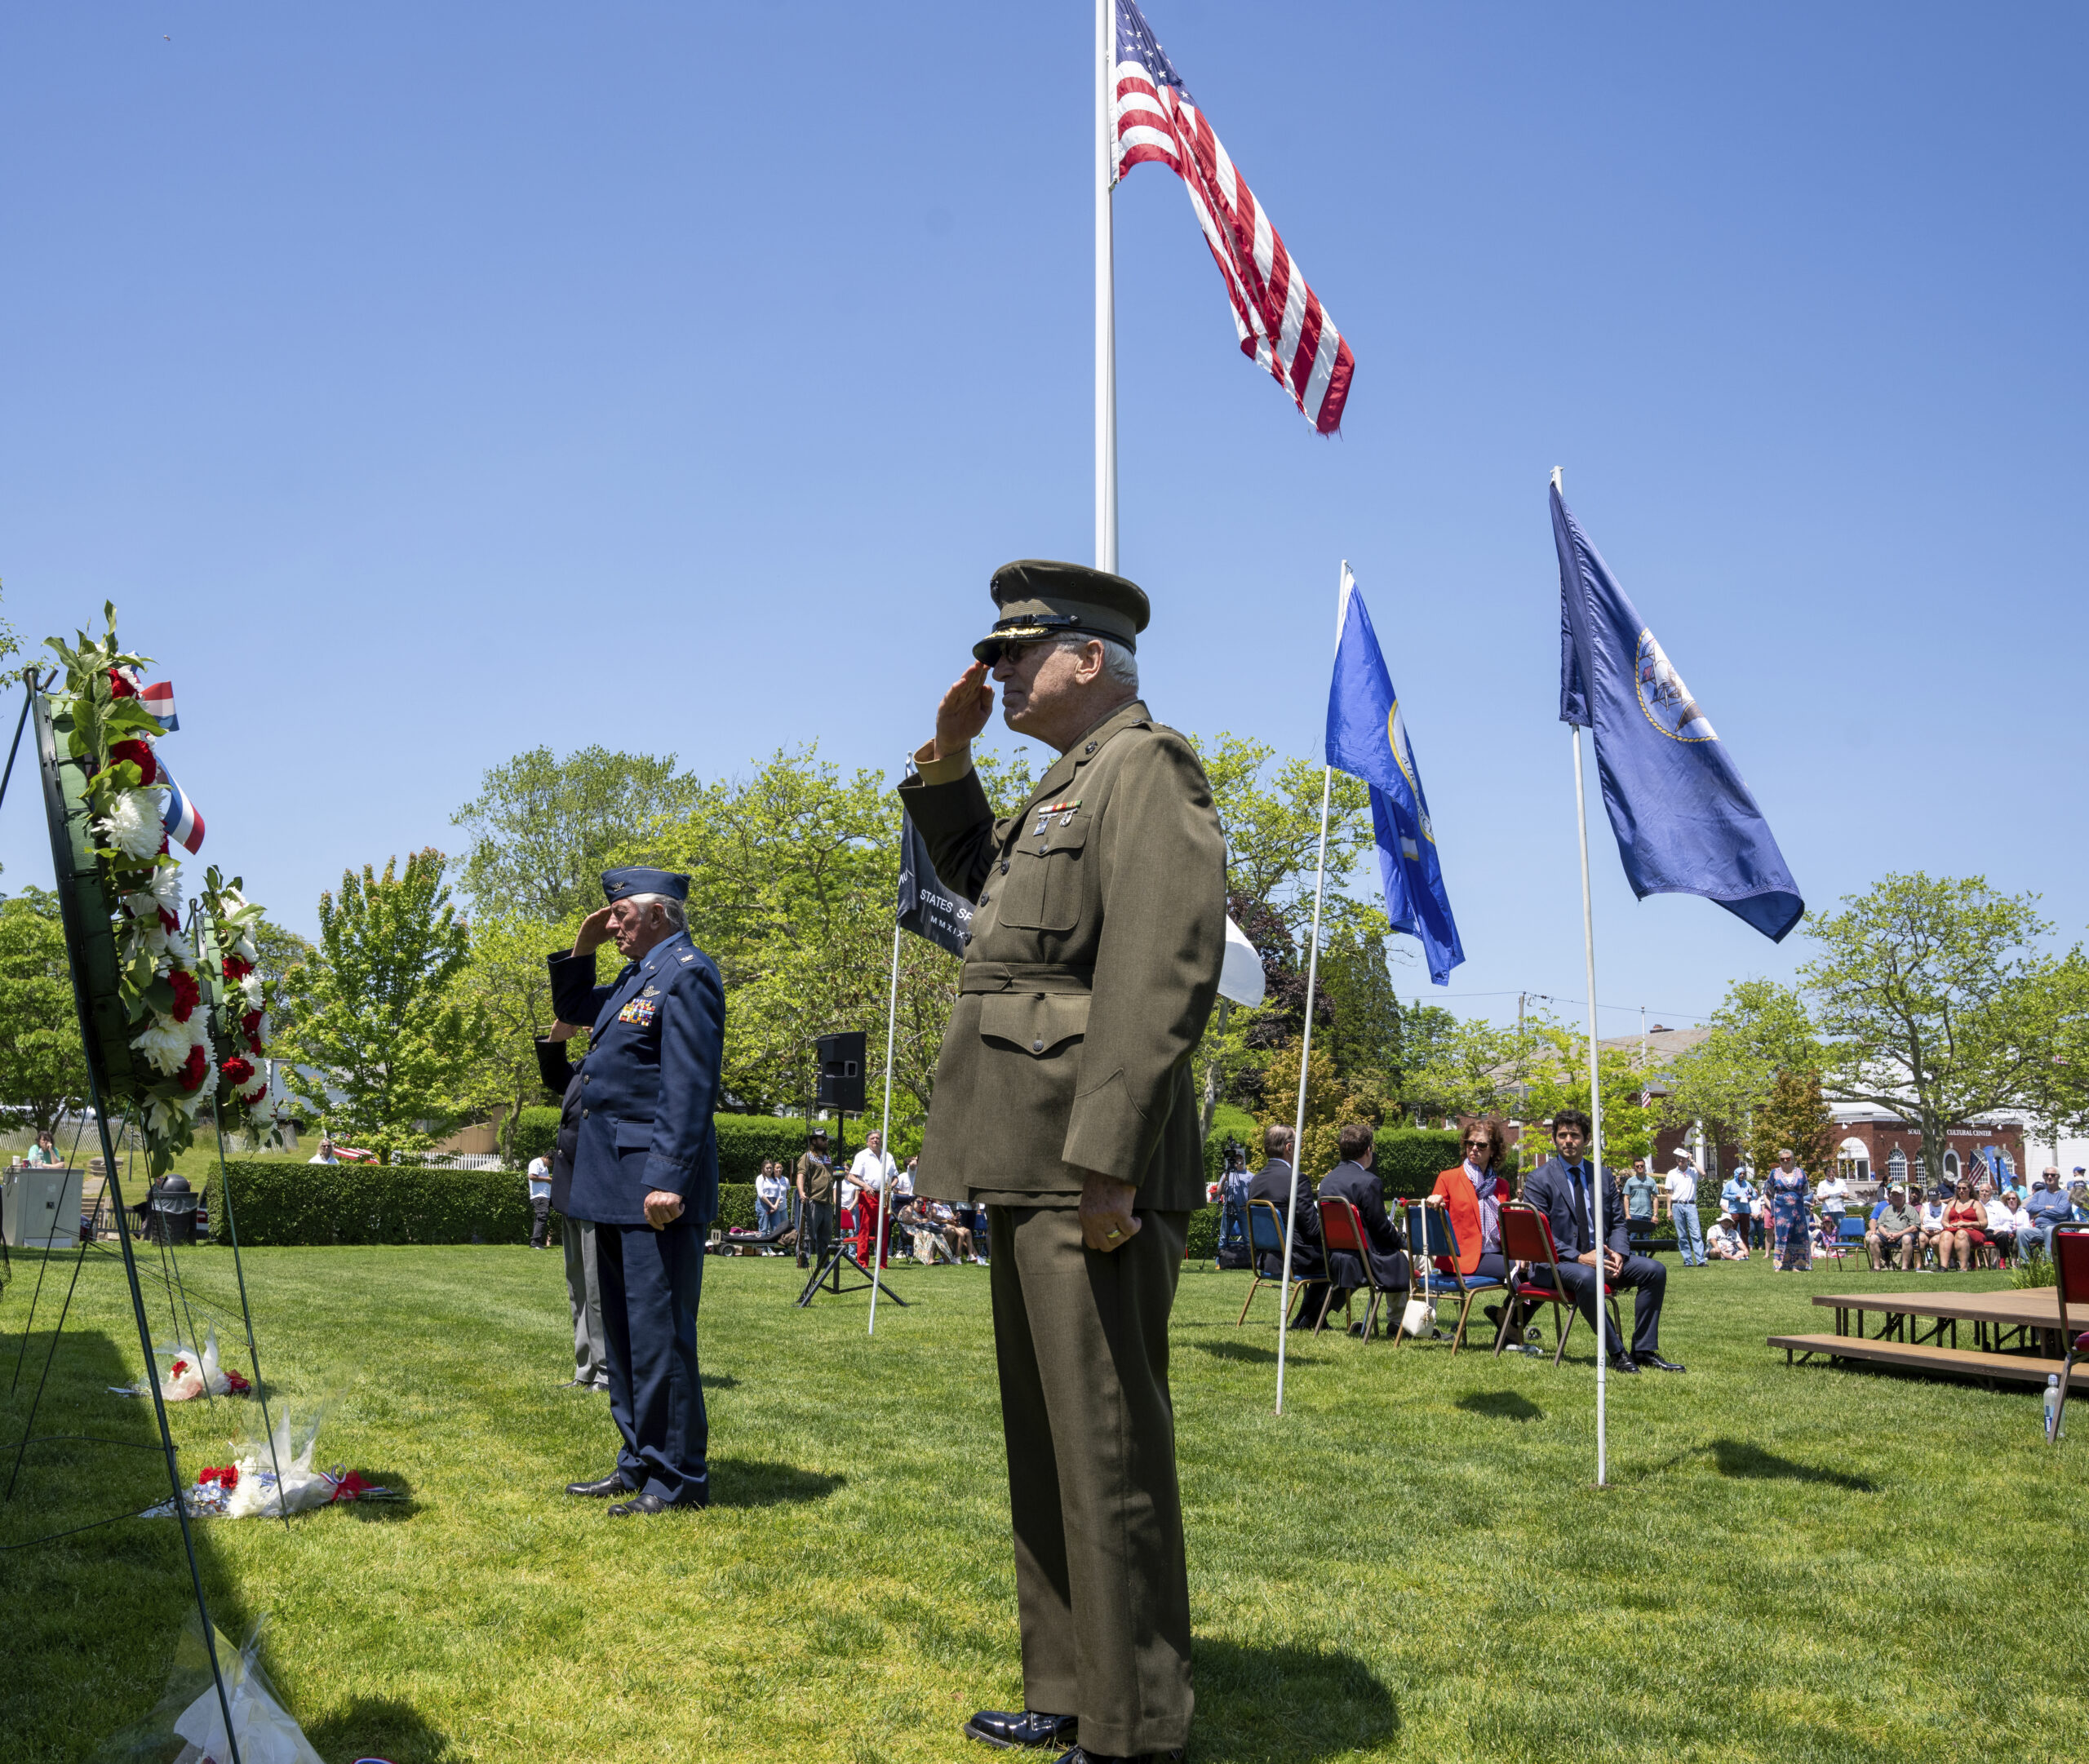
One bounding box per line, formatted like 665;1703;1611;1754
548;866;725;1515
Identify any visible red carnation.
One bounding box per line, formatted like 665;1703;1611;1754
175;1045;209;1092
108;668;136;698
242;1009;266;1054
223;955;255;983
221;1056;255;1089
110;738;157;784
158;834;169;857
158;908;180;934
167;968;201;1022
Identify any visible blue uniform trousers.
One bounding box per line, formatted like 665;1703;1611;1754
596;1220;709;1506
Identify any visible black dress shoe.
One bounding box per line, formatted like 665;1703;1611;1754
963;1709;1076;1749
1634;1352;1688;1372
1051;1748;1183;1763
606;1491;705;1517
1607;1354;1641;1374
565;1470;634;1497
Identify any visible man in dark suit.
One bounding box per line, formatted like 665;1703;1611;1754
1247;1124;1341;1325
549;866;727;1514
1316;1123;1410;1305
1519;1110;1684;1375
534;1026;607;1392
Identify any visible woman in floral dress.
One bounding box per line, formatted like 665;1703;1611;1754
1767;1148;1812;1270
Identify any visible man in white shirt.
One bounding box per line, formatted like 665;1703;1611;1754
1815;1171;1853;1221
849;1129;898;1267
1665;1156;1705;1267
527;1153;553;1248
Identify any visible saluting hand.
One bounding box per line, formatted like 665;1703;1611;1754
1079;1169;1142;1254
932;661;995;760
572;906;615;956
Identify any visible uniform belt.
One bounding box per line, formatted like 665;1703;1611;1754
959;963;1094;995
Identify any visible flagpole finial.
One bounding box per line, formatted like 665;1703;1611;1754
1550;467;1563;493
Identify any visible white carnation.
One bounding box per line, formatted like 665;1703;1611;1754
122;918;170;963
145;1096;184;1136
124;891;162;921
133;1016;193;1075
150;866;184;911
240;973;265;1009
96;788;166;860
164;928;193;963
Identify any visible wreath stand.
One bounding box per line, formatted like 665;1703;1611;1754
0;668;281;1764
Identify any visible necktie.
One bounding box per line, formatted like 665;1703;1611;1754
1571;1166;1590;1247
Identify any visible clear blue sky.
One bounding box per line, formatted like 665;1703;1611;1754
2;2;2083;1036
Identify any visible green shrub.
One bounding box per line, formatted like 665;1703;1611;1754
1373;1128;1461;1199
716;1115;830;1181
204;1159;534;1247
716;1182;757;1232
512;1106;562;1164
1185;1203;1219;1261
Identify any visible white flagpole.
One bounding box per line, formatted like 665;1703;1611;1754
867;921;903;1336
1275;561;1350;1415
1095;0;1118;572
1571;702;1609;1488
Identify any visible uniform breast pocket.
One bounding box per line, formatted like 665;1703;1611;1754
997;824;1089;933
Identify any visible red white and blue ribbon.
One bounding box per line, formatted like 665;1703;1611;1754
161;765;206;854
138;680;178;730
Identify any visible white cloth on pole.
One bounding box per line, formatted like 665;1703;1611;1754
1217;915;1266;1008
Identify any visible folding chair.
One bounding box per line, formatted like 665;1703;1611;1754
2054;1227;2089;1442
1496;1201;1622;1367
1405;1202;1506;1354
1236;1199;1308;1327
1316;1198;1397;1341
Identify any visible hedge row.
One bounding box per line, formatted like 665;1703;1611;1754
509;1110;833;1184
204;1159;534;1248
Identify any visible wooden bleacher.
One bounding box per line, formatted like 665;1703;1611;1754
1770;1285;2086;1386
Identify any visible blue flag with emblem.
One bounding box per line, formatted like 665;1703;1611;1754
1325;567;1464;986
1553;481;1803;942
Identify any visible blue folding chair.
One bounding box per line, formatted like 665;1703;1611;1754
1834;1213;1868;1264
1236;1199;1309;1327
1405;1201;1507;1354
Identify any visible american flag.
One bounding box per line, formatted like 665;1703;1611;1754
1111;0;1355;435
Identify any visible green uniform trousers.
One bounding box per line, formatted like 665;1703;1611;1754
987;1203;1192;1757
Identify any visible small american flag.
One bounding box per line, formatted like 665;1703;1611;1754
1111;0;1355;434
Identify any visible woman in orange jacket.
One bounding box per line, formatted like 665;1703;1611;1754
1428;1119;1514;1285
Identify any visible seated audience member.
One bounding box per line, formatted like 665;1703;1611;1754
1915;1187;1949;1267
1867;1186;1922;1270
1521;1110;1683;1374
2071;1177;2089;1222
1319;1122;1411;1317
26;1131;59;1167
927;1198;981;1263
308;1136;339;1166
1248;1124;1341;1324
2022;1169;2071;1265
1430;1120;1518;1336
1705;1212;1750;1261
1941;1182;1985;1272
1984;1189;2020;1266
1998;1190;2035;1268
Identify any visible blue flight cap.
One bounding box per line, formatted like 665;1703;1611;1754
601;866;690;903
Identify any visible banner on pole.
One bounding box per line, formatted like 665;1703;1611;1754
1325;569;1464;986
1553;482;1803;942
897;803;974;956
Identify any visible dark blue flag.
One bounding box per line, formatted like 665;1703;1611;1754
1326;568;1465;985
897;793;974;957
1554;482;1803;942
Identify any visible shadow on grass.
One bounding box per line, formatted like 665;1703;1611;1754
339;1469;419;1522
703;1373;738;1390
1455;1390;1544;1423
1195;1341;1320;1367
1707;1437;1878;1491
710;1457;845;1509
304;1695;455;1762
1192;1638;1399;1760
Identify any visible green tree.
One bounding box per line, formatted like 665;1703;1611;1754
451;745;699;922
1747;1065;1836;1181
0;888;89;1132
1798;872;2089;1192
277;850;488;1158
1260;1041;1374;1184
1660;978;1819;1151
1515;1022;1661;1166
455;906;588;1150
1320;916;1401;1090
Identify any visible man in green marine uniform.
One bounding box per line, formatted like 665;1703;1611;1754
902;559;1226;1764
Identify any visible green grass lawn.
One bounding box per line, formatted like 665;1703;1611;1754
4;1240;2086;1763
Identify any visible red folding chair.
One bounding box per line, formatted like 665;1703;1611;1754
2054;1226;2089;1442
1496;1201;1622;1367
1316;1198;1399;1341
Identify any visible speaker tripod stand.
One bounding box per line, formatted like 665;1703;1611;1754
795;1227;907;1309
792;1073;907;1310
